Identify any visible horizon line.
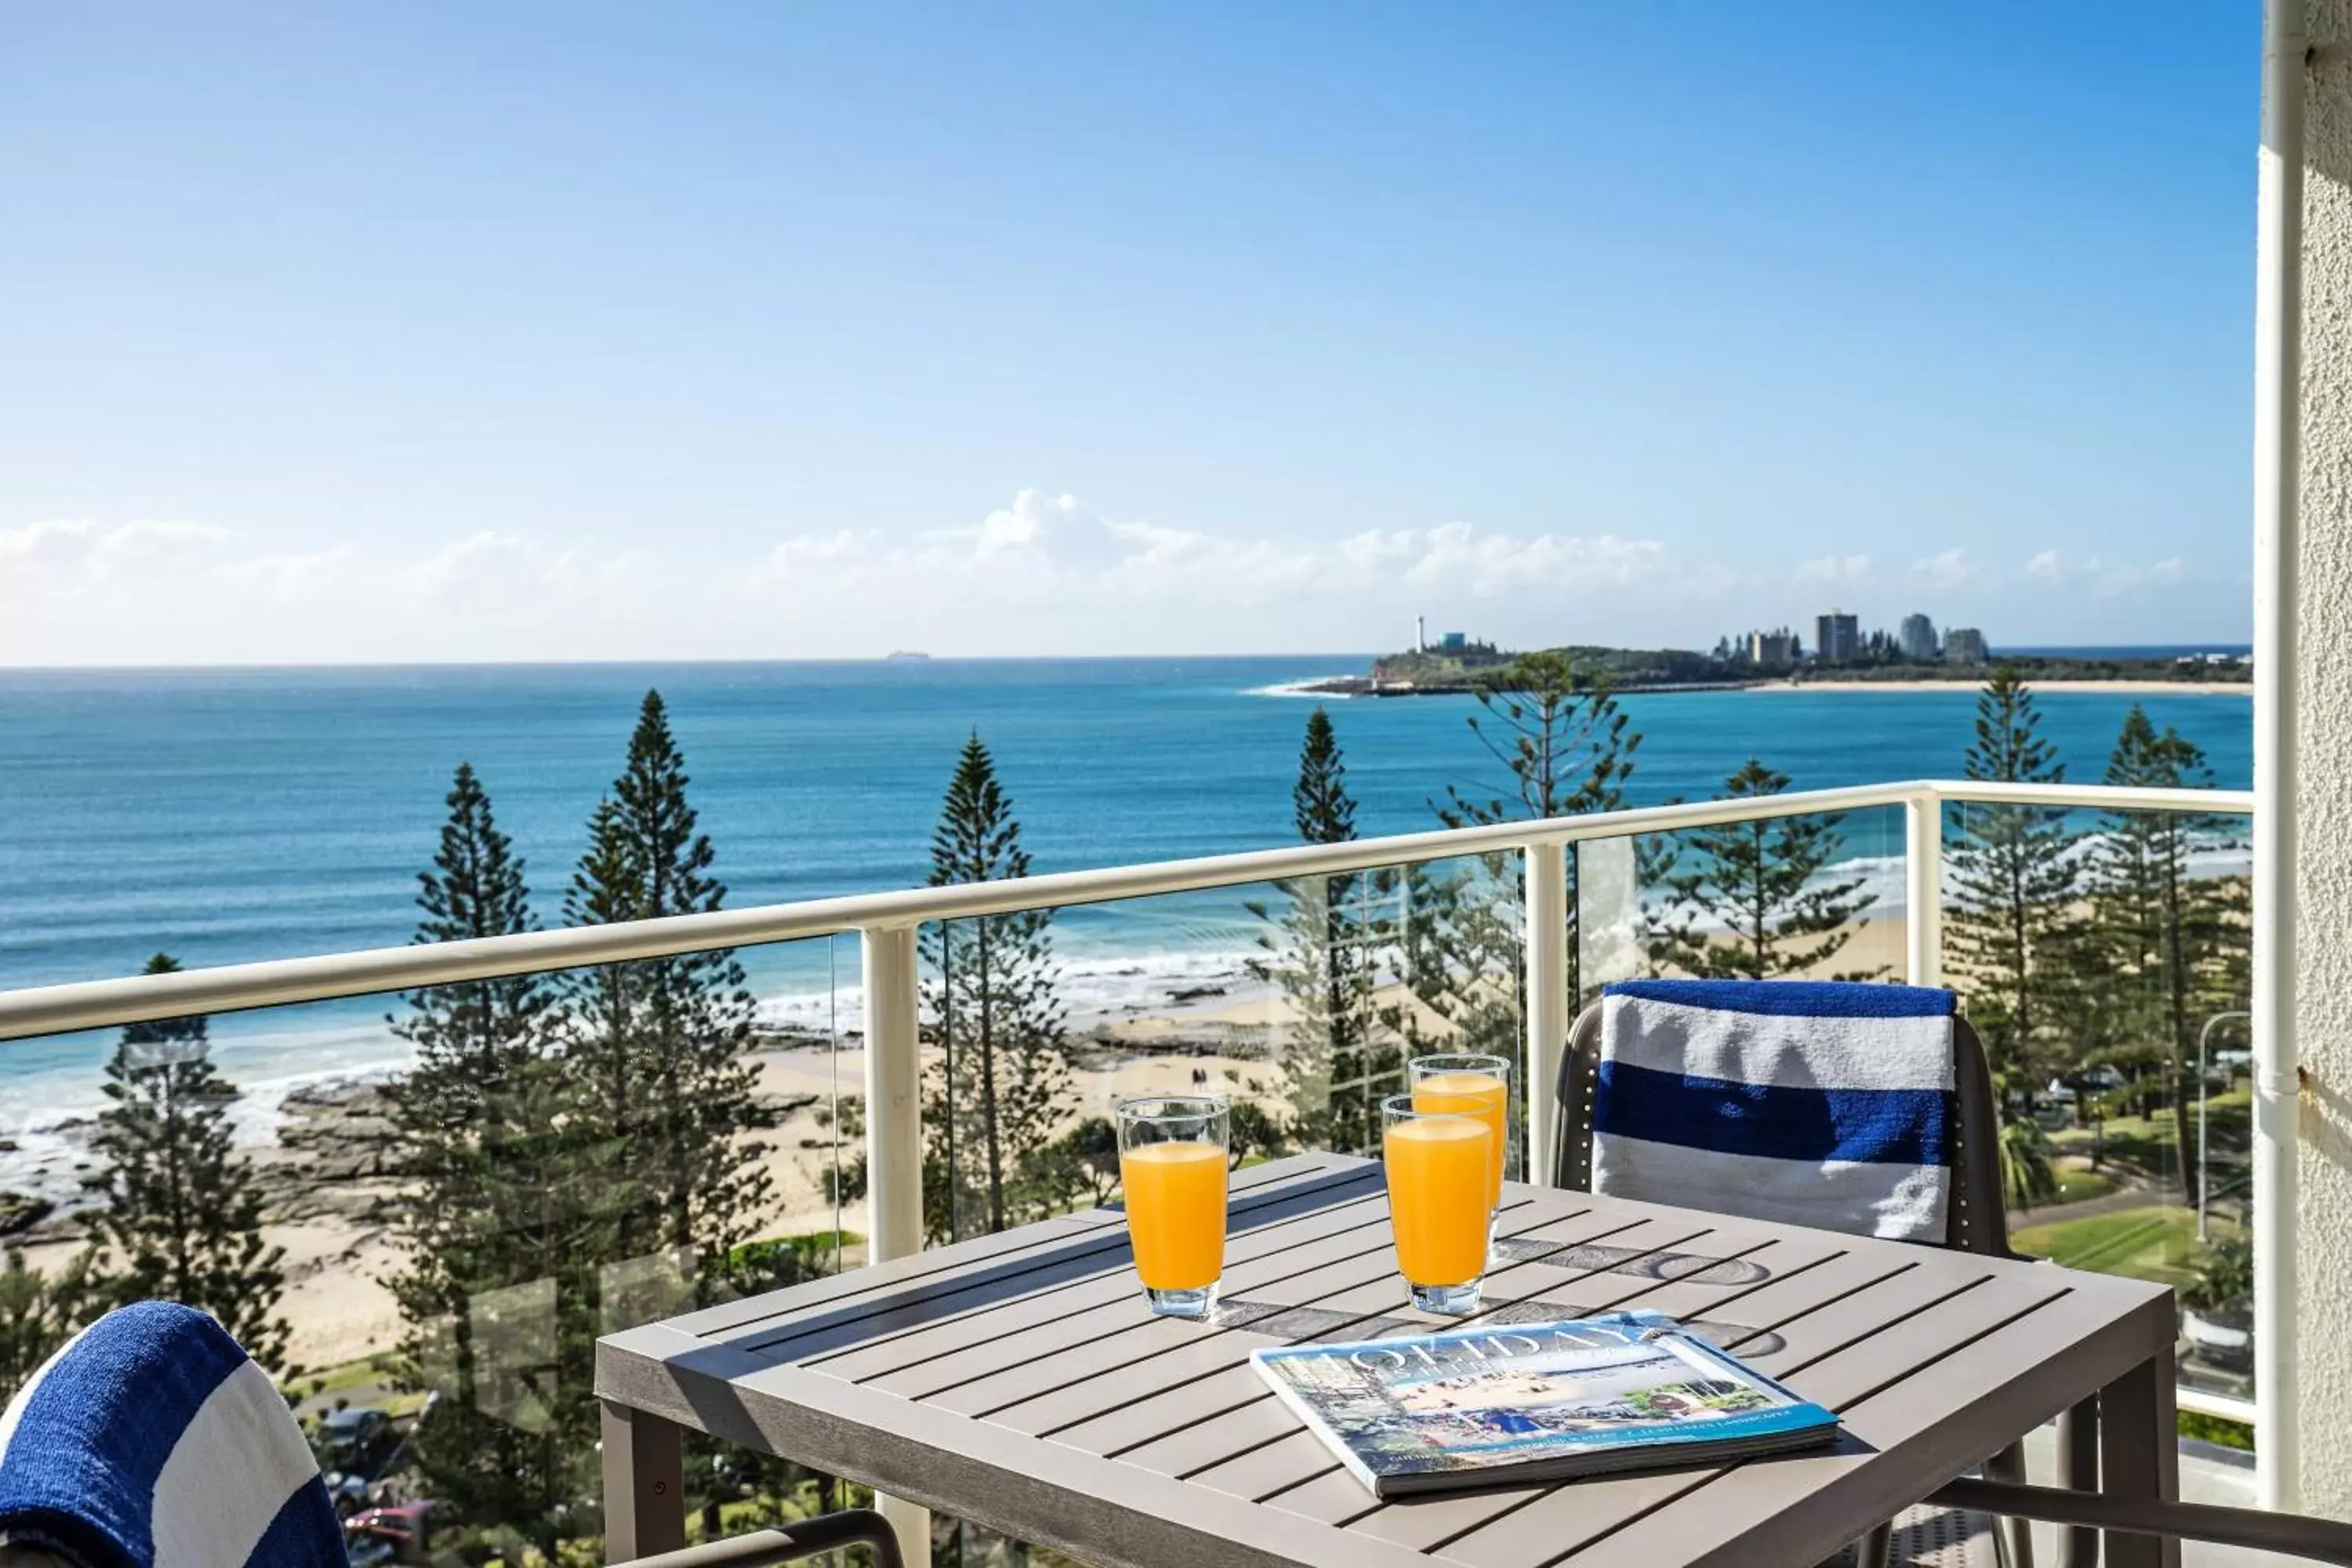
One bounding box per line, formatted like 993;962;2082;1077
0;641;2260;677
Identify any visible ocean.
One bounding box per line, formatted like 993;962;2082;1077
0;657;2252;1189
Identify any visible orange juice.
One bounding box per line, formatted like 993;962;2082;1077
1120;1141;1228;1290
1412;1071;1508;1208
1383;1116;1492;1287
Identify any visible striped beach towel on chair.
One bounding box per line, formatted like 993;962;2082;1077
0;1301;345;1568
1590;979;1958;1243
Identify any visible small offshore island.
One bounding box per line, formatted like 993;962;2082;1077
1294;613;2252;698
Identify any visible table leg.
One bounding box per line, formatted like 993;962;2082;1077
2059;1395;2100;1568
601;1399;688;1564
2097;1356;2181;1568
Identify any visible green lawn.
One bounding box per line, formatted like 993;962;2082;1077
292;1353;426;1420
2008;1203;2238;1291
2046;1091;2253;1194
2045;1165;2120;1204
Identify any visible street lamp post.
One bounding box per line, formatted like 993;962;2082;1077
2198;1009;2252;1241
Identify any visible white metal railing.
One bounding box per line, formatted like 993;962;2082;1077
0;779;2246;1042
0;775;2258;1196
0;776;2259;1534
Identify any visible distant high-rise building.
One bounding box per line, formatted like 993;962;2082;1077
1441;630;1468;651
1814;611;1861;663
1899;613;1940;662
1749;630;1796;667
1944;627;1990;666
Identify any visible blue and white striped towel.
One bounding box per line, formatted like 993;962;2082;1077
0;1302;345;1568
1591;980;1958;1243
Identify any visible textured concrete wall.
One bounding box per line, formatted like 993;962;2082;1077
2298;0;2352;1518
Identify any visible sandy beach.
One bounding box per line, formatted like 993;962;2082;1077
1749;679;2249;696
7;990;1314;1372
5;908;1925;1373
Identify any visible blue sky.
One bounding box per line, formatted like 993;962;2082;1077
0;2;2258;662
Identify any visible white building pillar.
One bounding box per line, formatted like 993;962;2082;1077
2279;0;2352;1516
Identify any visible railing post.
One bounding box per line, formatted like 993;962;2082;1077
1905;790;1943;989
2253;0;2307;1511
858;923;930;1563
1524;840;1570;1184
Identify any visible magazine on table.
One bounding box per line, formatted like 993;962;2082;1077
1249;1309;1839;1499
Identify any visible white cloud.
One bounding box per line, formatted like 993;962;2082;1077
0;496;2218;665
1795;553;1871;586
2016;549;2193;600
1908;548;1976;590
0;519;666;665
739;492;1675;625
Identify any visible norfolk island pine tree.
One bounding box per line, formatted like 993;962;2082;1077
1247;706;1396;1154
1944;666;2077;1209
919;733;1073;1239
1421;651;1642;1116
384;763;591;1562
85;953;294;1381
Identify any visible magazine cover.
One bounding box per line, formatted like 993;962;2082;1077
1250;1309;1838;1497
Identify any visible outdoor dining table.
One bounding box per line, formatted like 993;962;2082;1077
596;1152;2179;1568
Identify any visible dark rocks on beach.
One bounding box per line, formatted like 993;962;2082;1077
744;1091;820;1131
753;1025;837;1053
260;1079;410;1224
1167;985;1228;1004
0;1192;54;1236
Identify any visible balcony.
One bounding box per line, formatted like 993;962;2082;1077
0;778;2267;1564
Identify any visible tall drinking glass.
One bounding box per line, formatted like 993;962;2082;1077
1409;1053;1512;1215
1382;1094;1492;1316
1116;1096;1230;1319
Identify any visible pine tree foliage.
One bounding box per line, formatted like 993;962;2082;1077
1436;652;1641;827
383;764;589;1559
1648;760;1884;980
1945;666;2081;1090
2084;708;2247;1204
1417;653;1642;1091
85;953;293;1378
920;734;1073;1239
1247;709;1396;1154
2000;1117;2062;1211
0;1247;104;1406
561;691;774;1286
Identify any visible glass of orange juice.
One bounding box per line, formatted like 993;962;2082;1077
1381;1094;1493;1315
1409;1052;1512;1226
1116;1095;1230;1318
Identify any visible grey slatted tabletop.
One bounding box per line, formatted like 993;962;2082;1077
597;1153;2179;1568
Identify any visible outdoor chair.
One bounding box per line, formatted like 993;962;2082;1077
0;1519;906;1568
0;1300;907;1568
609;1515;905;1568
1551;979;2352;1568
1553;981;2039;1567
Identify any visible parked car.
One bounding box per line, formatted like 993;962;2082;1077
343;1502;437;1567
2185;1308;2254;1375
314;1405;401;1503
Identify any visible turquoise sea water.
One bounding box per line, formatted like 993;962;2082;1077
0;657;2252;1173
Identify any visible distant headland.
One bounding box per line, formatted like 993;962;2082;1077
1289;617;2252;699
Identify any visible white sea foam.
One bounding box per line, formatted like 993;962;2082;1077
0;823;2248;1206
756;944;1270;1036
0;1020;419;1209
1242;677;1349;699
